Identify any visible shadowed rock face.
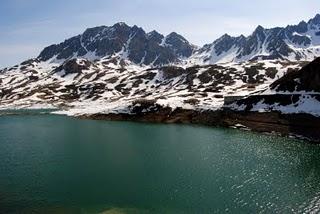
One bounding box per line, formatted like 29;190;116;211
37;23;195;66
229;94;320;111
271;57;320;92
165;32;194;57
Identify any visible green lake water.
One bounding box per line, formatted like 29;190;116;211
0;112;320;213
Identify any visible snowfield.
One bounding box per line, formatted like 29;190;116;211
0;56;308;116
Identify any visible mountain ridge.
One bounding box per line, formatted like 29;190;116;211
2;14;320;70
189;14;320;64
37;22;196;66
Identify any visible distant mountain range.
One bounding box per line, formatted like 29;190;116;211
191;14;320;64
34;14;320;67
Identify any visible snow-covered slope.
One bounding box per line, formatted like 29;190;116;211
189;14;320;64
0;56;305;115
226;57;320;117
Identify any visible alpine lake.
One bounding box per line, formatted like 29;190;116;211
0;110;319;213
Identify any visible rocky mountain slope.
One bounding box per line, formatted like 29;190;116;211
227;57;320;117
38;22;196;66
270;57;320;92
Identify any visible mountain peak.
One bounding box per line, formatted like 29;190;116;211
112;22;130;29
114;22;128;26
308;14;320;25
167;32;191;44
148;30;161;36
313;14;320;20
131;25;146;35
219;33;232;40
238;34;246;39
254;25;265;33
167;32;182;38
147;30;163;40
298;20;307;25
215;34;232;43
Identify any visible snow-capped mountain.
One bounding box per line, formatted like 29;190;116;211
0;14;320;116
189;14;320;64
1;15;320;142
38;22;196;66
24;14;320;68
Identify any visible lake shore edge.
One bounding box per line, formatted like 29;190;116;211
1;105;319;143
77;106;320;144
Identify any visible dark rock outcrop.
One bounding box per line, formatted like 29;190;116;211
222;110;320;143
78;100;320;143
53;59;93;76
271;57;320;92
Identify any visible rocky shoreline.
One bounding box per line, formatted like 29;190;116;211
222;110;320;143
1;101;318;143
77;104;320;144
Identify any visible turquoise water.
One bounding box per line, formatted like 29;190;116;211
0;112;320;213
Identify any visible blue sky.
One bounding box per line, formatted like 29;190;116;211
0;0;319;68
